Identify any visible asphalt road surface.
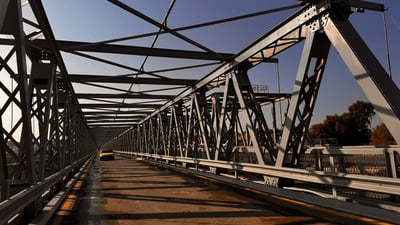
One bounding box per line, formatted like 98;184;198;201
50;155;389;225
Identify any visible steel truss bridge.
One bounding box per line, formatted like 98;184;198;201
1;0;400;224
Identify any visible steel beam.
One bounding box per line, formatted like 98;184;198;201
13;0;36;185
140;1;385;125
323;13;400;145
83;110;152;115
233;69;276;162
192;91;214;160
141;1;331;123
157;113;167;155
148;118;156;154
0;119;9;201
214;77;238;162
348;0;385;11
86;119;141;124
168;103;186;157
185;95;205;158
32;39;233;61
107;0;225;61
64;3;301;48
33;62;57;181
69;74;196;86
89;124;132;127
52;79;63;170
85;115;145;120
28;1;91;145
276;32;331;168
28;0;72;94
80;103;162;109
77;93;175;100
0;0;9;32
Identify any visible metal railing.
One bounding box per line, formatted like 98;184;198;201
0;154;92;225
115;147;400;198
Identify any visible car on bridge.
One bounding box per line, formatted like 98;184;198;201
99;149;115;161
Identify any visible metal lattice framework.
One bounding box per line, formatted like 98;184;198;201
1;0;400;223
103;0;400;187
0;0;95;221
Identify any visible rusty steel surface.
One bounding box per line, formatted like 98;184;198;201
49;155;390;225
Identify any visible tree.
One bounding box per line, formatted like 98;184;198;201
309;101;375;145
369;123;397;145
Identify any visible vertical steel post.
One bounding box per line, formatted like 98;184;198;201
13;0;36;184
215;77;236;161
231;70;266;165
143;121;148;153
52;79;62;171
185;96;196;158
385;150;399;178
193;91;214;160
147;119;155;154
157;112;167;155
33;62;56;181
0;0;9;31
276;32;331;168
0;119;9;200
211;93;222;159
172;104;186;157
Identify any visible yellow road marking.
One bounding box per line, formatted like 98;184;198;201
52;159;93;225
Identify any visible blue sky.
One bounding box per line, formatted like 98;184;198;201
39;0;400;127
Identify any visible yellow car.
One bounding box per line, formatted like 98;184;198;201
99;149;115;161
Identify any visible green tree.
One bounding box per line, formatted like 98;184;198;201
309;101;375;145
369;123;396;145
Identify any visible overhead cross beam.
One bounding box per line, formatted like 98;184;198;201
86;119;142;123
31;39;234;61
77;93;175;100
83;110;153;115
88;123;136;127
85;115;145;120
107;0;225;61
69;74;197;86
80;103;162;109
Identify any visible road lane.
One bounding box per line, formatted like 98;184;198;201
52;156;388;225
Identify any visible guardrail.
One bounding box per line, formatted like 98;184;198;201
115;149;400;197
305;146;399;178
0;154;92;225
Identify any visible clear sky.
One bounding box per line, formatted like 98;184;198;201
40;0;400;127
2;0;398;136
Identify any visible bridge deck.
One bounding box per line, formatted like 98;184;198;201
50;156;387;225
